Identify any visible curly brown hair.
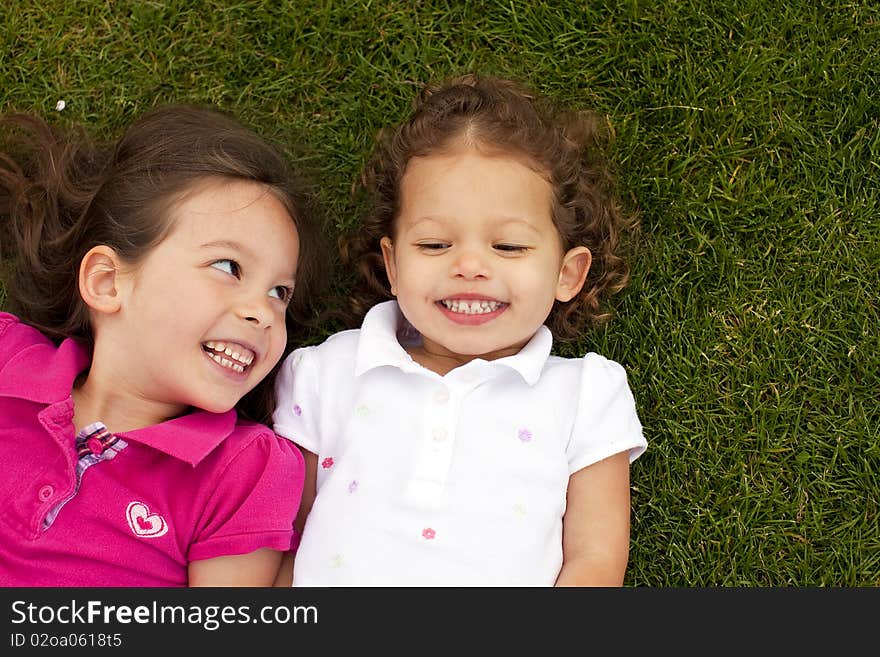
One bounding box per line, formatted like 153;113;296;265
0;104;327;424
341;73;637;340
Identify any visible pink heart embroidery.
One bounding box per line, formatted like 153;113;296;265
125;501;168;538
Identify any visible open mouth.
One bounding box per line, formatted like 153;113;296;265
440;299;508;315
202;341;255;374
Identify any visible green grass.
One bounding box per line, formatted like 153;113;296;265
2;0;877;586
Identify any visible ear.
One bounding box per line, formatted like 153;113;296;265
555;246;592;302
78;245;125;314
379;236;398;296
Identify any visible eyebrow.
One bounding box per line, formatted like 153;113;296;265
200;239;249;254
408;216;543;233
200;240;256;258
494;217;543;233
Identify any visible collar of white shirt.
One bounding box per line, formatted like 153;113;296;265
353;300;552;386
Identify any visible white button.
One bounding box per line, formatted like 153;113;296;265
433;388;450;404
432;427;447;442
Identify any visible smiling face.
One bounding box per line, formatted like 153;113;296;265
98;178;300;421
381;146;590;373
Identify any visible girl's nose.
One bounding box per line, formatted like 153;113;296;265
237;294;274;327
451;246;490;280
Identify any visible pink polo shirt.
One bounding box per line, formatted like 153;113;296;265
0;312;304;587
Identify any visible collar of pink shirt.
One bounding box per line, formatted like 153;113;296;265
0;328;238;466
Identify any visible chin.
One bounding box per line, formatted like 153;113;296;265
194;399;239;415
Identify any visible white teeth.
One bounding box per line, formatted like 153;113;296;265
208;352;246;373
204;341;255;370
441;299;503;314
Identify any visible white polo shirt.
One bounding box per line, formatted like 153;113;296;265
273;300;646;586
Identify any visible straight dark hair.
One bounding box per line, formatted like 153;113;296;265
0;103;327;424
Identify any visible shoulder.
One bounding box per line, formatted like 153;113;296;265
543;352;640;422
274;330;363;419
0;312;55;367
543;351;630;386
558;353;646;464
310;328;362;358
279;329;361;368
0;312;48;344
185;417;304;560
567;353;642;429
580;352;630;381
0;312;17;334
210;419;305;474
275;330;362;393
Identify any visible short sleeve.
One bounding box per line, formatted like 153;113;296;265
0;313;18;363
272;346;322;455
187;430;305;561
0;313;43;366
567;353;647;474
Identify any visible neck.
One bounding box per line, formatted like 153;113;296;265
405;342;523;376
71;366;188;434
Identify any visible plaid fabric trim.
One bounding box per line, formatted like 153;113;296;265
75;421;122;459
42;421;128;530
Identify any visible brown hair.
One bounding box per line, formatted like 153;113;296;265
341;73;637;339
0;104;327;424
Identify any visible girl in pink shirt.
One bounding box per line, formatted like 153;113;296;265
0;104;323;586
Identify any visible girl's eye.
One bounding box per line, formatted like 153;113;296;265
417;242;450;251
211;259;241;277
269;285;294;303
494;244;529;253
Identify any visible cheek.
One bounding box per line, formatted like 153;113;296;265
512;262;554;290
266;326;288;364
512;264;561;309
390;256;423;294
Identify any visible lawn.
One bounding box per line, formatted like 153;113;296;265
2;0;877;586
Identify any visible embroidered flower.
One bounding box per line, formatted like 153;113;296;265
321;457;334;469
348;480;358;493
292;404;302;416
422;528;436;540
518;428;533;443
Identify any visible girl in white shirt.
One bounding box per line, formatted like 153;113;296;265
274;74;647;586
